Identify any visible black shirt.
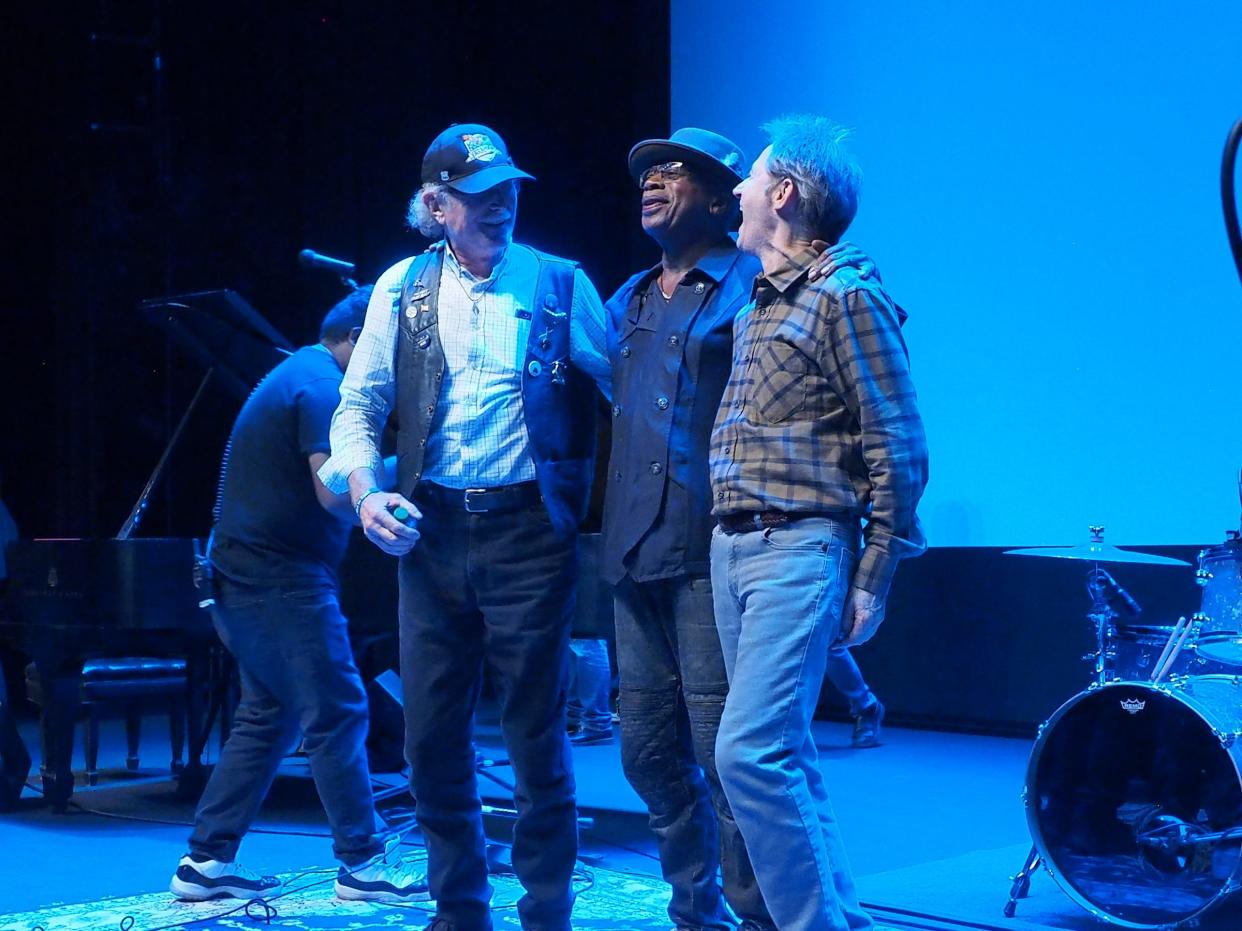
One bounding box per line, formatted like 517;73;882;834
602;242;758;584
209;344;351;586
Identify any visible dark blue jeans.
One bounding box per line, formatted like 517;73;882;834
189;574;383;866
614;574;773;931
399;497;578;931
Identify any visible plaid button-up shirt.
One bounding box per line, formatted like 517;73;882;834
710;244;928;596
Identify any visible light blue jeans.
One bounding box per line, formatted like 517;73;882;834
710;517;873;931
568;638;613;731
826;646;875;717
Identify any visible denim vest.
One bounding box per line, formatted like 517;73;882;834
394;242;596;539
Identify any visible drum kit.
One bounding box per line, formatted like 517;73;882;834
1002;525;1242;928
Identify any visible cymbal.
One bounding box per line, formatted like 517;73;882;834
1003;543;1190;567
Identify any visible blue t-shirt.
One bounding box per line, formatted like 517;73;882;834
209;344;350;586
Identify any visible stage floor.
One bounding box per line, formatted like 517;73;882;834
3;711;1239;930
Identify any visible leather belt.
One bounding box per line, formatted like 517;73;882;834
717;510;840;534
417;481;542;514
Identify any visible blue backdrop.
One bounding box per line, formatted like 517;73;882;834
672;0;1242;547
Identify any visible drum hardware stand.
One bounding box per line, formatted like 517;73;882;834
1081;528;1150;687
1003;844;1042;918
1084;592;1119;687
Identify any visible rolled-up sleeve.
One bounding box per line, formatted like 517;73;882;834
570;267;612;401
318;258;412;493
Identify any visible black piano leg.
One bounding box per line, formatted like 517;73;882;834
33;659;81;812
177;644;212;799
170;701;185;773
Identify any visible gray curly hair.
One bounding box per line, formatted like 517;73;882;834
761;114;861;244
406;182;449;239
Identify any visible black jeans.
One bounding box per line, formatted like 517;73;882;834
399;496;578;931
189;575;383;866
614;574;773;930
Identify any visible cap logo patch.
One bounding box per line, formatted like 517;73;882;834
461;133;501;163
722;151;741;169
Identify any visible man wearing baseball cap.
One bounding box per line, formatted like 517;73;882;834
601;128;869;931
320;123;611;931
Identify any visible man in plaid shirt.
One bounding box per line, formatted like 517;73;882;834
709;115;928;931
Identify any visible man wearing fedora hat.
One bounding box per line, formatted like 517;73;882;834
602;128;870;931
320;123;610;931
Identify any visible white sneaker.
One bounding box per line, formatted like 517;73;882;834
335;834;430;902
169;854;280;900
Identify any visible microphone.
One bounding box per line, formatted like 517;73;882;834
1090;568;1142;618
298;249;356;276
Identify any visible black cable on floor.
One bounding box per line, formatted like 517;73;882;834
135;822;431;931
135;864;330;931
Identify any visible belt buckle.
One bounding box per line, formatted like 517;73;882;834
463;488;490;513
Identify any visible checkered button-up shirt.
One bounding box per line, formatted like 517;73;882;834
710;244;928;596
318;243;611;494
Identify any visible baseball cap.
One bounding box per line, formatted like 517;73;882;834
420;123;535;194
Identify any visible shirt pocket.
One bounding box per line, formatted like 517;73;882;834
748;333;810;424
477;312;526;375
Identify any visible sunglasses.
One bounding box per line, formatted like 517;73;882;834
639;161;690;186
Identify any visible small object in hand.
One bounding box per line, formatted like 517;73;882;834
391;505;417;527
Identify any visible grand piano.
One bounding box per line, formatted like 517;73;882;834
0;289;292;811
0;538;218;809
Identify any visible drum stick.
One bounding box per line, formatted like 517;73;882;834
1153;619;1194;684
1150;616;1187;682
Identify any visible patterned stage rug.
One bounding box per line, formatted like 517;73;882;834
0;865;676;931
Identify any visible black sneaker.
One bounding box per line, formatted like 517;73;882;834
852;700;885;749
336;834;431;902
169;854;280;900
569;725;613;746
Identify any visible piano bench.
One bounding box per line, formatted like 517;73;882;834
25;657;189;787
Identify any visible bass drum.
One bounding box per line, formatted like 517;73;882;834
1026;677;1242;928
